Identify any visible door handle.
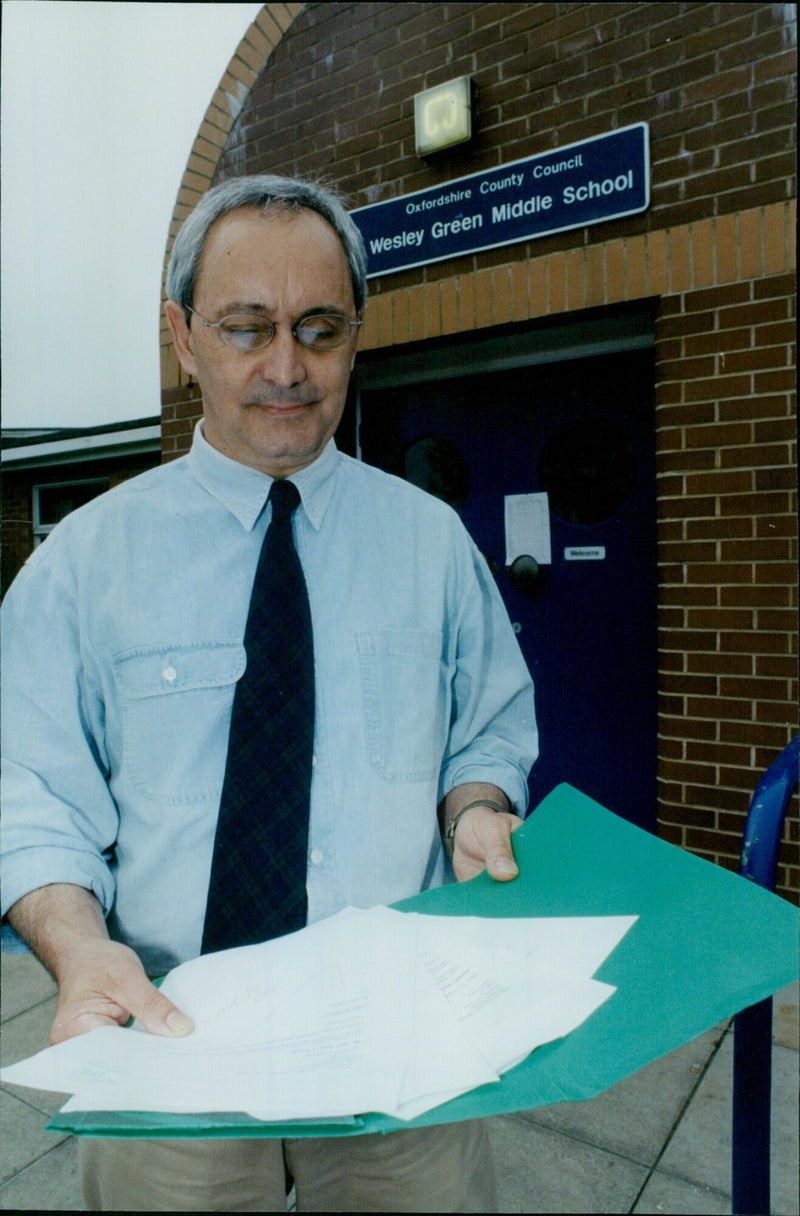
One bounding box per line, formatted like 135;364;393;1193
508;554;542;595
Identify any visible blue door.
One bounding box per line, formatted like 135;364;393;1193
358;346;657;830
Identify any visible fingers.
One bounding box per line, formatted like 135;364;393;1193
50;940;194;1044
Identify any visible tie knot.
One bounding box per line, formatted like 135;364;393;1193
269;478;301;523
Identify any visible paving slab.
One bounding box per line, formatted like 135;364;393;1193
489;1112;648;1213
772;980;799;1050
0;1136;82;1212
1;990;55;1062
0;952;55;1023
658;1035;799;1214
515;1023;727;1166
1;997;65;1117
633;1169;731;1215
0;1088;70;1185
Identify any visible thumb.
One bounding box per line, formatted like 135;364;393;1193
481;815;521;882
125;975;194;1037
485;842;519;881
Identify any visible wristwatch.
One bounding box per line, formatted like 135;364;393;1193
443;798;508;858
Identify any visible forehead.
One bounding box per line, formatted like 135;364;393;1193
195;206;353;311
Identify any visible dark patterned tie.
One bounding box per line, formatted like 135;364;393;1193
201;478;314;953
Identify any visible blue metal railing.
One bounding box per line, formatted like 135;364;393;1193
732;735;799;1216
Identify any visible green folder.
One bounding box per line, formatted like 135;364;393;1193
47;784;798;1139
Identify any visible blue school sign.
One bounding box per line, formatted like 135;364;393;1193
352;123;649;278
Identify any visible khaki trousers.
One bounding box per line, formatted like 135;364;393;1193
78;1119;497;1212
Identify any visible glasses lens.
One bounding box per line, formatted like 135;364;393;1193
295;314;350;350
219;317;274;351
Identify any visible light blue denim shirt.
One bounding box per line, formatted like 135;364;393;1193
1;424;537;973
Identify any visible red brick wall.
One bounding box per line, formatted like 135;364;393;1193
1;477;32;599
656;273;797;891
214;2;796;244
0;456;159;597
160;2;797;897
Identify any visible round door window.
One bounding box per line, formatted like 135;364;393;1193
404;435;471;514
538;417;637;526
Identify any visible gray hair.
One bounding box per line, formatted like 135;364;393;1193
166;175;368;316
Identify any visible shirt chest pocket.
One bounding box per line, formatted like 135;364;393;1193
358;630;447;783
113;642;246;804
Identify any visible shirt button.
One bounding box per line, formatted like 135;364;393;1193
312;754;318;767
162;666;177;683
310;849;324;866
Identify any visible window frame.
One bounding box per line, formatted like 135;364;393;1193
32;476;109;546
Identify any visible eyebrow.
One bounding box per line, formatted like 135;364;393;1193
216;302;349;319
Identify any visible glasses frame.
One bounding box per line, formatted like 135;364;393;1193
185;306;362;352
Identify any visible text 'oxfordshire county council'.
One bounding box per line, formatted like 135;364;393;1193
352;125;649;278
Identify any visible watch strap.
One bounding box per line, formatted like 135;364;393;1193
443;798;508;858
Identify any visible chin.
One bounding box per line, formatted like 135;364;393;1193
249;439;326;476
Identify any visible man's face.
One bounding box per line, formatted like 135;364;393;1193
166;207;361;478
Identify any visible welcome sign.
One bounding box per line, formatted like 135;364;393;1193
352;124;649;278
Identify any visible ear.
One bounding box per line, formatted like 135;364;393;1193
165;300;198;378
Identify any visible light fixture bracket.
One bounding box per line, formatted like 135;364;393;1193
414;76;473;157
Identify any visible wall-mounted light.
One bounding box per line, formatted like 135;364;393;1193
414;76;473;157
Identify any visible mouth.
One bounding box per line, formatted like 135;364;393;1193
249;398;316;417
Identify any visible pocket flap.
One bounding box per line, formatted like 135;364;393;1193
113;642;246;699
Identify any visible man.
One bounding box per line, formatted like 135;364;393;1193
2;176;537;1211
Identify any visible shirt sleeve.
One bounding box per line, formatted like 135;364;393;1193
1;557;118;921
438;528;538;814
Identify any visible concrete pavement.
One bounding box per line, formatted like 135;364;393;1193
1;951;797;1212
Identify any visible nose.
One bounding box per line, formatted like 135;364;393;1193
253;323;307;387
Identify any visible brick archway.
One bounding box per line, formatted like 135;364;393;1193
159;4;304;419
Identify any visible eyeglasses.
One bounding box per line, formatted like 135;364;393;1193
186;306;362;353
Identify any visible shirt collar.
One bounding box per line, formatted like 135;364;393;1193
188;420;338;532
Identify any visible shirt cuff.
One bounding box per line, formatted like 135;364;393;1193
438;763;530;816
0;846;115;921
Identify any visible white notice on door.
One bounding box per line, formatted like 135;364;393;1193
504;493;551;566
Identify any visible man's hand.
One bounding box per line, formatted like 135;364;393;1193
451;805;524;883
49;937;194;1045
441;782;523;883
7;883;194;1045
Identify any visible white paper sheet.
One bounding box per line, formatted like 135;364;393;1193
412;913;629;1076
504;492;551;565
2;909;636;1123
